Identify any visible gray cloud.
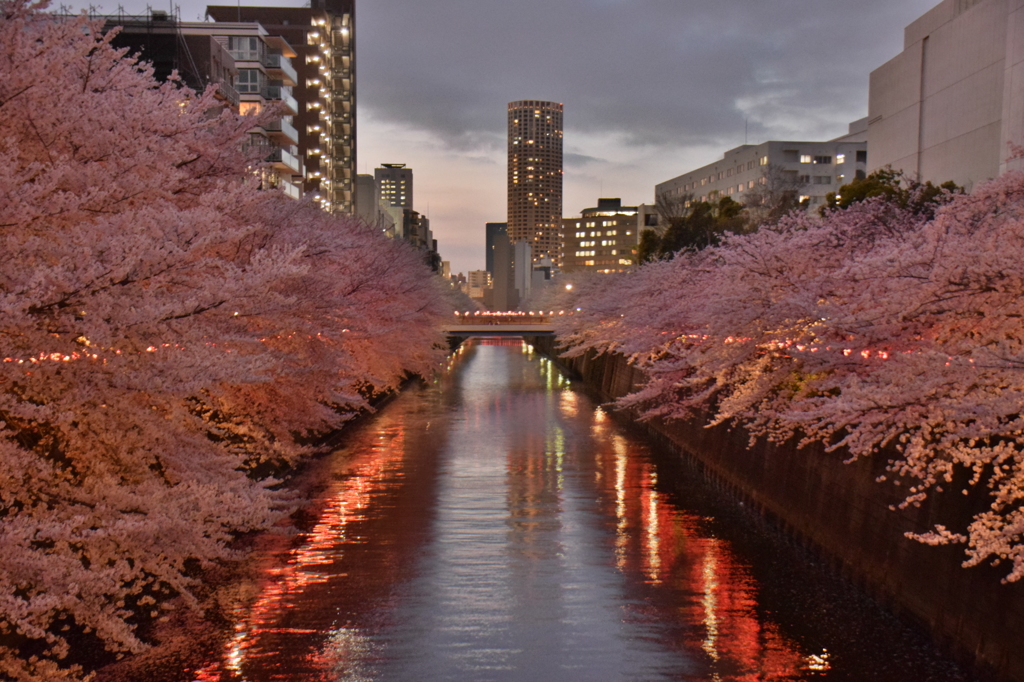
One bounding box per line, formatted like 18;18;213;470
565;152;606;167
359;0;936;150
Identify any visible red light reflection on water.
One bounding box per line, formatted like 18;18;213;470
589;429;823;679
192;419;412;681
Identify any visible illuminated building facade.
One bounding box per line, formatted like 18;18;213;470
208;0;356;214
561;198;639;273
507;100;563;265
375;163;412;209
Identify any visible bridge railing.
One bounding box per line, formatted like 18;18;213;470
450;311;568;326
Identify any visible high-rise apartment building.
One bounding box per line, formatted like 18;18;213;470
208;0;356;214
375;163;412;209
507;100;563;265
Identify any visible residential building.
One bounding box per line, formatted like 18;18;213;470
102;11;239;108
208;0;356;214
561;198;640;273
867;0;1024;188
100;12;304;199
206;22;303;199
485;222;507;275
375;163;413;209
508;100;563;265
655;133;869;212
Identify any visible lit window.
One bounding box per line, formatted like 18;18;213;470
836;153;845;164
800;155;812;163
760;156;769;165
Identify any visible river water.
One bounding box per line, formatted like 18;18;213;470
191;339;973;681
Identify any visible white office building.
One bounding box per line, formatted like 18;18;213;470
867;0;1024;188
655;127;868;211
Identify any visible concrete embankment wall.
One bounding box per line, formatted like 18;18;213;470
529;336;1024;682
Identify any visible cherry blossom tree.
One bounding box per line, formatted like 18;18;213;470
0;2;447;679
556;166;1024;583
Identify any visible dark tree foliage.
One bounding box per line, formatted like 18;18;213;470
640;195;747;263
822;167;963;219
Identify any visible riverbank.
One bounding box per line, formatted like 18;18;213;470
529;335;1024;682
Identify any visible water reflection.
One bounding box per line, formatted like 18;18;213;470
190;339;962;681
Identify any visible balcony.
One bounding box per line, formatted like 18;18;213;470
266;148;301;175
213;79;240;109
264;85;298;115
263;118;299;145
278;181;301;200
263;53;298;86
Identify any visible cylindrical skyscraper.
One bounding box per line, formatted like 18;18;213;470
507;100;563;265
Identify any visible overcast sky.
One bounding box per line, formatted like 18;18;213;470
67;0;939;275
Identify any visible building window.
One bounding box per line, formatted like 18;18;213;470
813;176;831;184
760;156;769;166
813;155;832;165
800;154;812;164
228;36;261;61
836;153;846;164
857;150;867;163
236;69;263;94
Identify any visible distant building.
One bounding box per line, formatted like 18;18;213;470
867;0;1024;188
513;241;532;302
561;198;640;273
467;270;491;300
485;222;508;275
208;0;356;214
655;132;869;212
375;163;413;209
507;100;563;265
354;174;395;234
486;231;518;310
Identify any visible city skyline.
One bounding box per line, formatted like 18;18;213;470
64;0;939;274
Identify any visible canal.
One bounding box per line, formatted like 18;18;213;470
191;339;974;681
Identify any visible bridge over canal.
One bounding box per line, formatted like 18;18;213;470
443;311;558;338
